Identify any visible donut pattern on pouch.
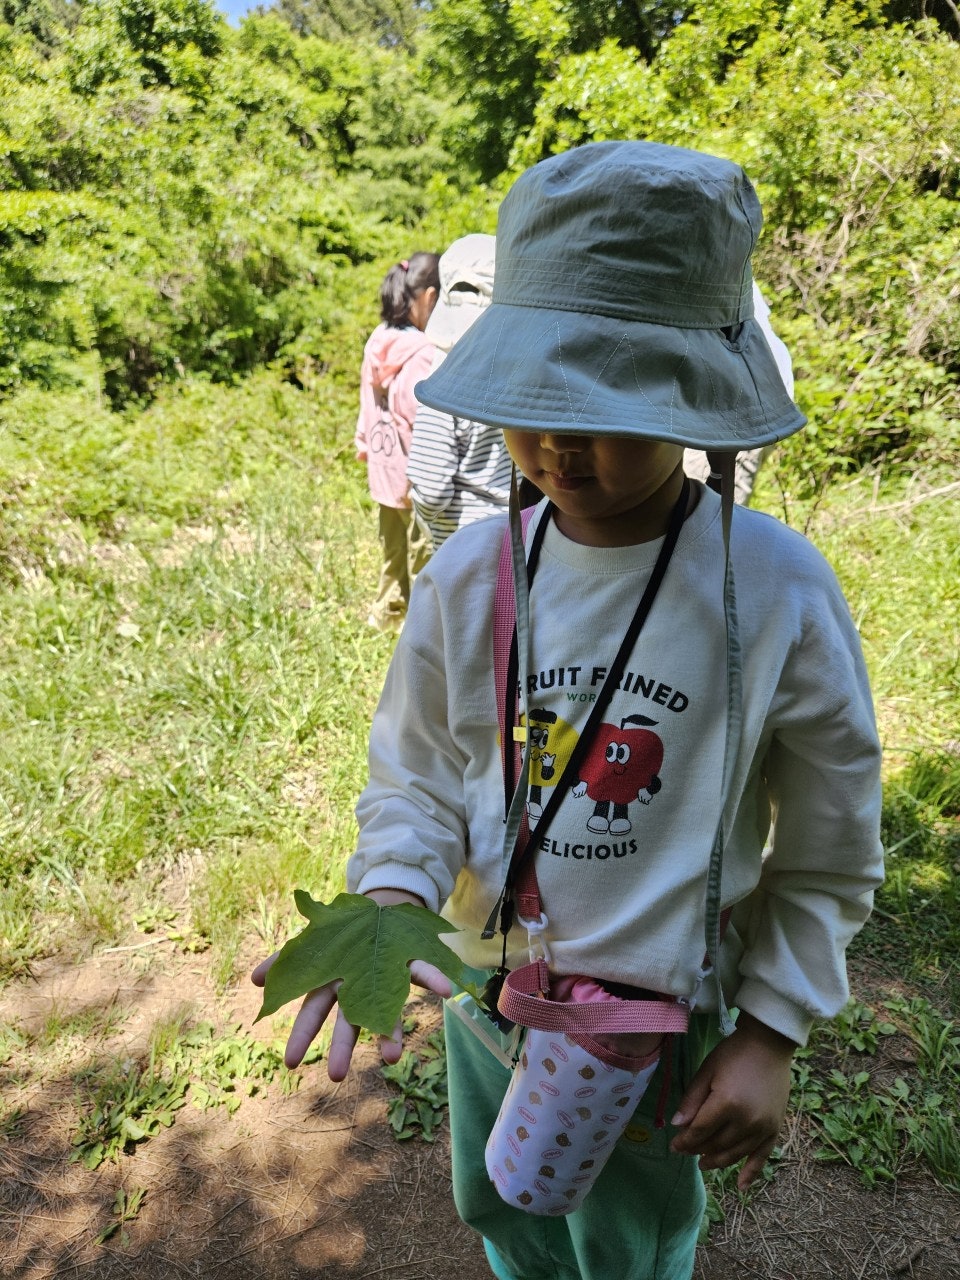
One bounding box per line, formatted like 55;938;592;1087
485;1031;660;1216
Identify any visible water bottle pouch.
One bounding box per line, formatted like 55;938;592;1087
497;959;689;1068
485;1028;661;1216
484;961;691;1215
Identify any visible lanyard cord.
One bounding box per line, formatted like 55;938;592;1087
483;474;691;942
501;508;550;816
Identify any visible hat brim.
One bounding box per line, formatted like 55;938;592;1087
416;302;805;451
424;290;489;352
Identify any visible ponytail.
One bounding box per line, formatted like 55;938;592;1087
379;251;440;328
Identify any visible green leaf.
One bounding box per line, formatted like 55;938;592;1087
120;1116;147;1142
94;1220;121;1245
255;892;465;1037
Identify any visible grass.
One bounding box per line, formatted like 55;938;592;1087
0;363;392;982
0;344;958;1210
755;460;960;766
792;994;960;1190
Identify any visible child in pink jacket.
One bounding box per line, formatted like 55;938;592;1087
355;253;440;631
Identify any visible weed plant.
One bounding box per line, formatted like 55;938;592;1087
382;1024;449;1142
793;997;960;1191
67;1012;319;1171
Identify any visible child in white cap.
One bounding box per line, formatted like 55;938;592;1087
408;233;516;547
256;142;883;1280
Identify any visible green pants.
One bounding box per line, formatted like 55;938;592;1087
443;993;718;1280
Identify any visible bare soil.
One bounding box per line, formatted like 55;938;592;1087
1;941;958;1280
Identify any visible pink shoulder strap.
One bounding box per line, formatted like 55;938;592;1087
494;508;539;920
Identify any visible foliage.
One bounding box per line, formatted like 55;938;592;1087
419;0;717;180
417;0;543;183
768;469;960;773
164;1020;315;1109
0;3;445;402
266;0;421;48
68;1009;321;1172
704;975;960;1235
872;749;960;982
93;1186;147;1245
70;0;225;93
256;892;465;1034
792;996;960;1191
70;1050;189;1168
3;0;959;454
507;0;960;480
0;0;78;48
381;1025;449;1140
883;0;960;31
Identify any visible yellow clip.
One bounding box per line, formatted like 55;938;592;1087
513;726;527;743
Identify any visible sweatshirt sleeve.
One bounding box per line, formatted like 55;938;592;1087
731;571;884;1045
347;570;468;912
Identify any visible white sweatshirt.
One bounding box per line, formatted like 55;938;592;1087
349;485;884;1046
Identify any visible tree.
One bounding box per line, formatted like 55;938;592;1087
883;0;960;35
264;0;421;47
0;2;440;400
419;0;700;182
0;0;79;47
69;0;224;93
506;0;960;482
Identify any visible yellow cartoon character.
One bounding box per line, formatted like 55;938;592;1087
521;707;578;824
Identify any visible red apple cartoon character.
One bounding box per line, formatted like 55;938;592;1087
572;715;664;834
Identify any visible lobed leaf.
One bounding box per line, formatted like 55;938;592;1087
255;892;465;1036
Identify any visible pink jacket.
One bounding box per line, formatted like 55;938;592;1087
355;323;436;509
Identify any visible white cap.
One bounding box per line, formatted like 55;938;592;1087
752;283;795;399
425;234;496;352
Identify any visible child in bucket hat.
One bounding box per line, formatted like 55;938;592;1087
255;142;883;1279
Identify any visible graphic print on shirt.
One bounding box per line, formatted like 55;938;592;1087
520;707;578;824
519;660;686;850
370;403;398;455
571;715;664;836
369;382;405;458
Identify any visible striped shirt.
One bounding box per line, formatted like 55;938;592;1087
408;404;513;548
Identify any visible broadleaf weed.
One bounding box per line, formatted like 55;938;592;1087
790;994;960;1192
381;1028;448;1142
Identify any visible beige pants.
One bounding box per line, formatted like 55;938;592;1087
370;505;431;630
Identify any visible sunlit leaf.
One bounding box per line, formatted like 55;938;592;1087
255;892;465;1036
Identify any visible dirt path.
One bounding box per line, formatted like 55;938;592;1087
1;943;958;1280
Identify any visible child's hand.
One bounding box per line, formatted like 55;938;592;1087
668;1011;796;1190
250;888;452;1082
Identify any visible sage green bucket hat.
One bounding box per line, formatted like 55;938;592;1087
416;141;805;450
